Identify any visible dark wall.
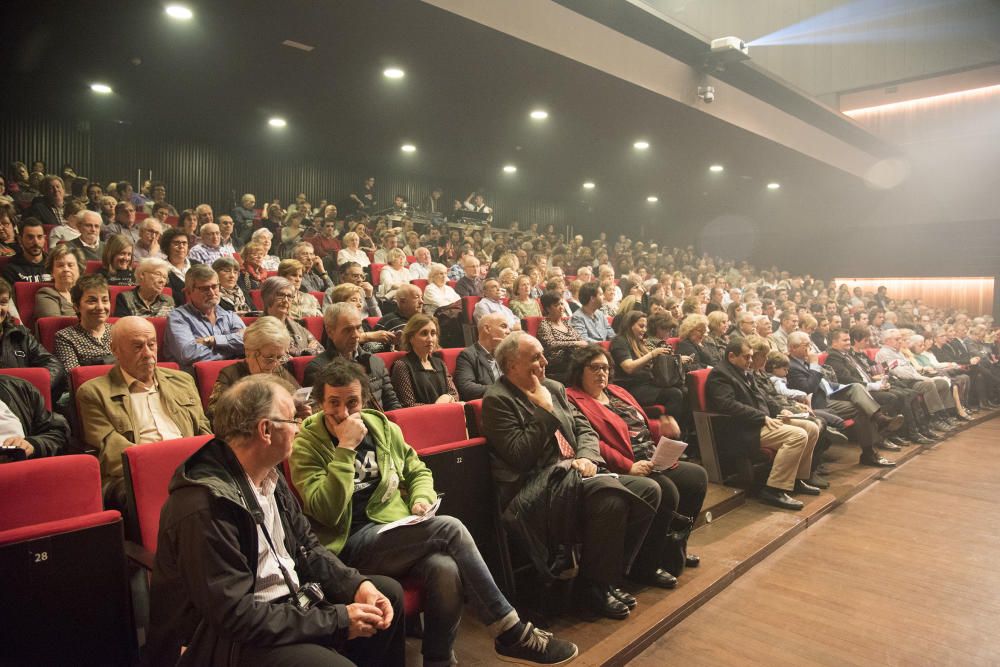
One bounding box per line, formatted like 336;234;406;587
0;116;566;229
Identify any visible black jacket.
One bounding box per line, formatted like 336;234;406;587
148;438;368;667
0;318;68;398
454;343;498;401
824;348;873;385
303;348;401;411
705;359;780;455
0;375;70;458
24;199;60;227
2;249;51;284
811;331;830;351
676;339;714;371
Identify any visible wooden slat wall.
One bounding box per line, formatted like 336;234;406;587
0;117;564;229
834;277;995;316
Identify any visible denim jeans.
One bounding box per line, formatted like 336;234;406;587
341;515;517;664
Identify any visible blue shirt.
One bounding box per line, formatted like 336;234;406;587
164;303;246;371
472;298;518;329
570;308;613;342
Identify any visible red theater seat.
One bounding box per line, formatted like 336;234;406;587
365;316;380;329
462;296;481;324
385;403;469;454
523;316;543;337
310;291;325;305
437;348;462;375
375;350;407;371
411;278;428;291
250;289;264;310
35;315;78;354
302;316;324;341
193;359;242;409
85;260;102;275
290;355;315;384
0;367;54;411
13;280;52;330
370;263;385;286
818;352;829;365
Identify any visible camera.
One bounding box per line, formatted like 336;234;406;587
0;445;26;463
295;582;326;610
698;86;715;104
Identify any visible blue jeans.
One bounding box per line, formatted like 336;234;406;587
341;516;517;664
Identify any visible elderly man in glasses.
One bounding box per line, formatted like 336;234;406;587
164;264;246;373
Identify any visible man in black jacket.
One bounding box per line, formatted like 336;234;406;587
706;339;817;511
0;374;70;460
0;304;67;401
24;175;64;227
147;374;405;666
455;312;509;400
2;218;51;284
304;303;401;410
825;327;936;445
373;284;423;351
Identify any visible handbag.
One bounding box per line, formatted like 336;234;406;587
651;352;685;388
661;512;695;577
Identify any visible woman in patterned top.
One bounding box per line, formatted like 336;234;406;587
260;276;323;357
390;313;459;407
114;257;175;317
535;291;586;384
54;274;113;370
213;256;252;315
99;234;136;286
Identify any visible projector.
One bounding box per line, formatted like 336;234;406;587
706;36;750;69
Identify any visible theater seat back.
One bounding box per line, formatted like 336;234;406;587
818;352;829;365
13;281;52;330
688;369;711;412
0;367;54;411
0;455;104;532
385;403;468;454
436;348;462;375
523;316;543;337
290;355;315;384
194;359;242;409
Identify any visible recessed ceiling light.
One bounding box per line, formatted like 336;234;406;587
400;144;416;153
646;195;658;203
767;182;781;190
268;117;287;128
165;4;193;20
503;165;517;174
90;82;113;94
582;181;595;189
634;140;650;150
530;110;548;120
709;164;724;173
383;67;405;79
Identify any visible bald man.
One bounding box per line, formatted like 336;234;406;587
188;222;227;265
454;312;511;400
77;316;212;509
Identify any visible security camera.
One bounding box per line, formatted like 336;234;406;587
698;86;715;104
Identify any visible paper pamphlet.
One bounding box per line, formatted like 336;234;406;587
650;437;688;472
377;496;443;534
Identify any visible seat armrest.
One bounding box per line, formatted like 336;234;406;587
125;540;155;571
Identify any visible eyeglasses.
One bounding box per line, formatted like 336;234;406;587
193;284;220;293
256;353;290;365
273;293;296;302
269;417;302;426
586;364;610;374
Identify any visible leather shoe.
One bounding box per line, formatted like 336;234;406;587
825;428;850;444
806;474;830;489
877;440;902;452
911;433;937;446
685;554;701;568
860;453;896;467
610;587;637;609
632;568;678;589
581;584;630;620
759;486;804;510
794;479;821;495
874;412;904;433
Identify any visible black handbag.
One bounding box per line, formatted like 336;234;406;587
661;512;695;577
651;352;685;388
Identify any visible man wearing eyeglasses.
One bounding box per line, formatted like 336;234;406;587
132;218;165;260
78;316;211;510
164;265;246;373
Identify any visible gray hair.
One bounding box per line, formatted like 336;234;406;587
212;374;295;443
251;227;273;242
908;334;925;348
212;256;240;273
243;315;290;352
787;331;810;348
80;210;102;226
323;301;359;331
139;217;162;232
494;330;535;374
185;264;217;289
293;242;314;255
261;276;294;309
135;257;170;280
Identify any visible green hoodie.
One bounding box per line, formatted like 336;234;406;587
290;408;437;554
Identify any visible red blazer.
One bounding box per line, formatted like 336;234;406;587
566;384;651;474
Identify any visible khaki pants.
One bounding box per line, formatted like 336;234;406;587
758;420;813;491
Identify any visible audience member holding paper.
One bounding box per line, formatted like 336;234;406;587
565;344;708;579
290;357;578;667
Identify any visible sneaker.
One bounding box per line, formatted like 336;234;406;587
495;623;579;665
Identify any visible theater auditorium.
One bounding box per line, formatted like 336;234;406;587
2;1;999;665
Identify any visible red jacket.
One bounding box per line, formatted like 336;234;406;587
565;384;651;474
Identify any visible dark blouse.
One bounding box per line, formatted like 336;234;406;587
390;352;459;407
98;268;136;286
536;319;582;382
206;360;299;418
606;391;655;461
676;339;714;371
609;335;654;392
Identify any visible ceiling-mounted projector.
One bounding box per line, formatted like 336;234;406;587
706;37;750;70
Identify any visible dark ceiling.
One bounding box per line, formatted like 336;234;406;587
2;0;881;241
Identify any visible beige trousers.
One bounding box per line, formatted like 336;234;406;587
758;419;815;491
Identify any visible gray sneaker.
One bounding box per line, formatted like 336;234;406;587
495;622;579;665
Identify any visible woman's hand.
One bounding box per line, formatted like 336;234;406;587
629;460;653;476
435;394;455;403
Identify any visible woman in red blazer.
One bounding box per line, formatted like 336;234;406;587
565;344;708;578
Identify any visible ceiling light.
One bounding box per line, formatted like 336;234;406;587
646;195;658;203
634;140;650;150
268;117;287;128
90;83;113;94
281;40;315;52
530;110;548;120
582;181;595;189
709;165;724;173
165;4;193;20
767;182;781;190
383;67;405;79
503;165;517;174
400;144;416;153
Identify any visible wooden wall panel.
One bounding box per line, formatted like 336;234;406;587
833;276;995;315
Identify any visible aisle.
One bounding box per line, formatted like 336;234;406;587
632;418;1000;666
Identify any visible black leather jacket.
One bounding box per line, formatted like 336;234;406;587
0;317;68;398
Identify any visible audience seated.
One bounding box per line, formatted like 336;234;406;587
164;264;246;372
455;312;510;401
35;245;83;319
876;329;957;432
374;284;423;348
570;283;613;343
909;334;973;421
291;358;577;666
423;262;461;314
53;274;113;370
675;314;714;370
277;259;323;318
455;255;484;298
390;314;459;407
132;217;164;260
113;257;175;317
377;248;411;300
147;374;405;667
536;291;587;384
212;255;252;314
259;276;323;357
472;278;520;330
610;310;686;422
237;240;268;292
293;241;334;293
159;226;190;305
77;316;211;509
0;373;70;460
24;174;65;227
187;221;229;265
337;230;370;269
769;311;798;354
409;246;433;280
98;233;136;286
3;218;51;284
101;201;140;243
324;261;382;318
566;344;707;577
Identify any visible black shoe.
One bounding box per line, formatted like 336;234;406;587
874;413;905;433
826;428;850;444
860;452;896;467
610;587;637;609
794;479;821;496
632;568;678;589
806;474;830;489
816;463;834;475
877;440;902;452
685;554;701;568
911;433;937;446
495;622;579;665
759;486;804;510
580;584;630;620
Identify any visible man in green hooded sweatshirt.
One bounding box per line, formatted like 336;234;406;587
291;358;578;667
